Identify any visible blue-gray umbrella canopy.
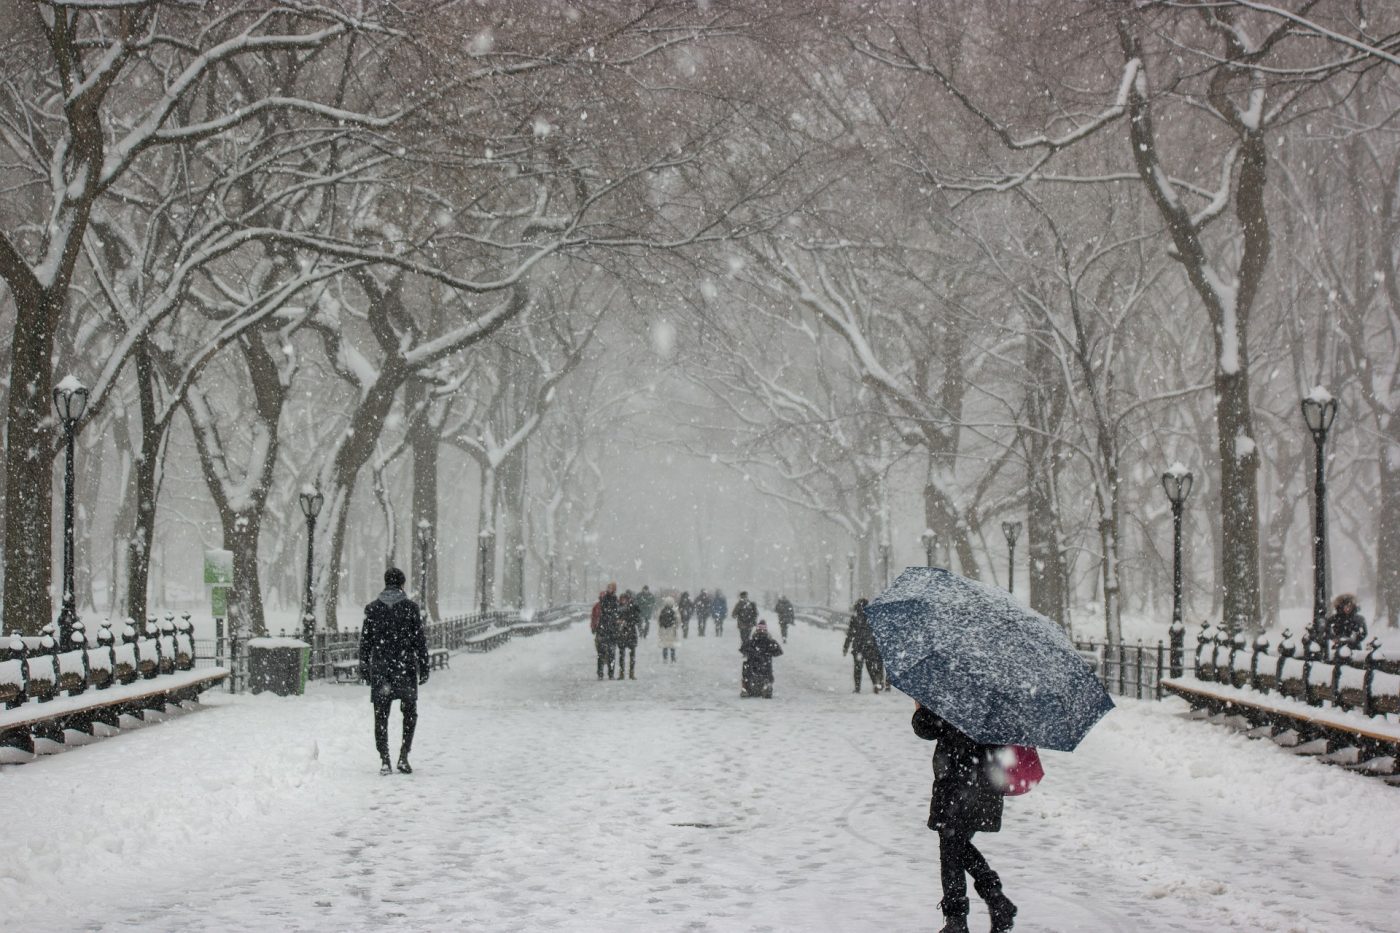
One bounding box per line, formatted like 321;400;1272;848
866;567;1114;752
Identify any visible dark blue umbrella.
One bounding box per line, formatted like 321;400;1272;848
865;566;1113;752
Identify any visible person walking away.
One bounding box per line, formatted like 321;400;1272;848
733;591;759;644
636;585;656;638
616;592;641;680
359;567;430;775
678;591;694;638
694;589;711;637
597;583;620;680
843;598;886;693
712;590;728;637
911;703;1017;933
657;596;680;663
775;594;795;643
1326;593;1368;656
739;620;784;698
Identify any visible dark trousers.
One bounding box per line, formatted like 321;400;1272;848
596;642;615;679
713;617;723;636
373;694;417;762
938;829;1001;914
662;647;676;662
852;653;884;691
618;645;635;678
697;615;706;636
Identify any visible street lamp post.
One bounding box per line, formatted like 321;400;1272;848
416;520;432;612
298;485;324;642
1001;521;1022;594
53;377;89;649
825;554;833;607
1161;464;1194;677
920;529;936;568
1302;387;1339;658
847;552;856;604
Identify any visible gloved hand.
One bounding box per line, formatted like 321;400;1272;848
419;670;430;686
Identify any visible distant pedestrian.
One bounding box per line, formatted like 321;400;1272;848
1326;593;1368;655
596;583;620;680
712;590;728;637
678;591;694;638
616;592;641;680
657;596;680;663
843;598;886;693
739;620;783;698
637;585;657;638
694;589;711;636
911;703;1016;933
733;591;758;643
359;567;429;775
775;594;795;643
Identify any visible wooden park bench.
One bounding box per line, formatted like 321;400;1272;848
330;649;449;685
1162;622;1400;785
1;617;226;760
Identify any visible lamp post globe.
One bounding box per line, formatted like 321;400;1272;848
53;376;90;648
1301;387;1338;657
1001;521;1022;594
298;485;323;641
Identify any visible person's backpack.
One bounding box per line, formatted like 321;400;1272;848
988;745;1043;796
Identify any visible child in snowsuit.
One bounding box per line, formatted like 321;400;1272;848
739;620;783;698
657;596;680;663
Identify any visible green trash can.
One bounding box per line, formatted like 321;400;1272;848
247;637;310;696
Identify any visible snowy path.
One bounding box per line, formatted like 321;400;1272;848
3;618;1398;932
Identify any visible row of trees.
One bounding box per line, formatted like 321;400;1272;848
1;1;1396;642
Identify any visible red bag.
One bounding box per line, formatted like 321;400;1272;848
990;745;1044;796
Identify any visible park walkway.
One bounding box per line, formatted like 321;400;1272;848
2;615;1398;931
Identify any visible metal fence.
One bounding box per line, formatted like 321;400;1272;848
195;604;587;693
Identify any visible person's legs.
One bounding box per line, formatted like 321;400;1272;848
372;694;393;764
937;829;972;928
399;696;418;760
864;655;882;692
596;644;606;679
966;839;1015;930
852;655;863;692
606;644;616;679
626;646;636;678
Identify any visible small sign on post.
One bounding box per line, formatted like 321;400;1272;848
204;549;234;587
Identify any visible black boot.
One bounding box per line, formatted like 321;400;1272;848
379;757;393;776
938;896;970;933
976;879;1017;932
397;754;413;774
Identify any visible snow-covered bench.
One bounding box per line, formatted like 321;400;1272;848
0;618;226;760
1163;623;1400;782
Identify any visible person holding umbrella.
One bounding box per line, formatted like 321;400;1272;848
912;702;1016;933
864;567;1115;933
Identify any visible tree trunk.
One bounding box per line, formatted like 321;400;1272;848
499;447;528;609
123;344;163;626
1377;427;1400;628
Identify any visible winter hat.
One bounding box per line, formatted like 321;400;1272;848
1333;593;1358;612
756;620;767;631
739;591;748;598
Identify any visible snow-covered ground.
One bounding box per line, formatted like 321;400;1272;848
3;616;1398;932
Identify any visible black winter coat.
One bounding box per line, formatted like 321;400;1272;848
844;611;879;658
678;594;694;621
359;589;429;700
1326;609;1368;651
733;598;758;627
739;631;783;678
912;708;1003;835
616;604;642;648
775;598;795;626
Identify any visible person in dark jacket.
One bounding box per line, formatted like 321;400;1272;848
775;595;795;642
843;598;886;693
678;591;694;638
733;591;759;643
616;593;641;680
596;583;620;680
1325;593;1368;655
912;704;1016;933
712;590;728;636
636;585;656;638
656;596;680;663
739;620;784;698
359;567;429;775
694;589;711;636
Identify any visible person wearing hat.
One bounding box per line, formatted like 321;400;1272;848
733;590;759;644
359;567;429;775
1325;593;1368;656
656;595;681;663
739;619;783;698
